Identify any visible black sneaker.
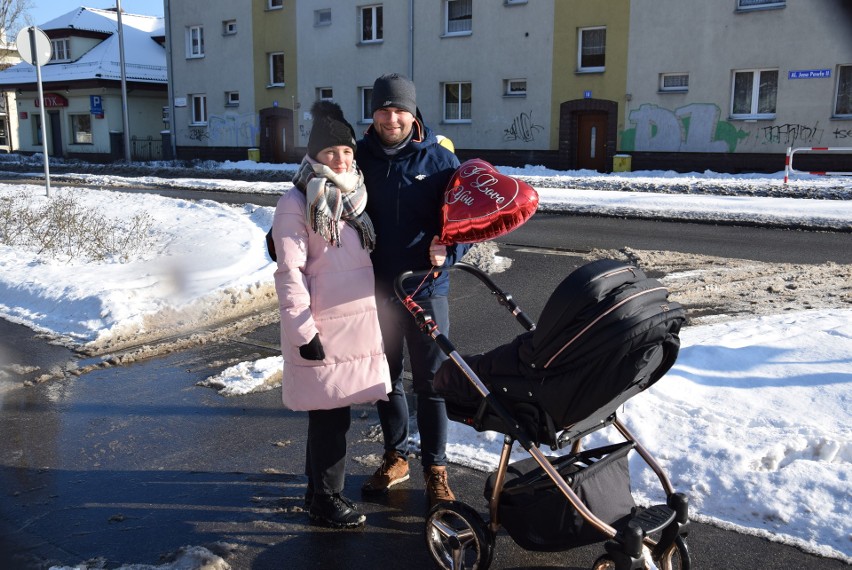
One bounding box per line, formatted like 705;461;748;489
309;493;366;528
304;487;314;509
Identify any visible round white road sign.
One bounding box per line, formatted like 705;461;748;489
16;26;52;66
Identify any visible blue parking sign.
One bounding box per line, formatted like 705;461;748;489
90;95;103;114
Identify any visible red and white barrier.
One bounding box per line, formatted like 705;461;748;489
784;146;852;184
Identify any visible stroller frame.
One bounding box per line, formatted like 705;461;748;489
394;262;691;570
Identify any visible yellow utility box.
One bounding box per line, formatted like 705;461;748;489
612;154;632;172
247;148;260;162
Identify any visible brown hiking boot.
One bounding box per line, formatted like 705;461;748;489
361;451;410;495
424;465;455;508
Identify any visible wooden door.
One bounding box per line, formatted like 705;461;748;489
577;113;607;171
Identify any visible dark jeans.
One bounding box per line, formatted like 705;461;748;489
376;293;450;470
305;406;351;495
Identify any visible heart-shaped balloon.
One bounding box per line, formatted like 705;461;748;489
438;159;539;245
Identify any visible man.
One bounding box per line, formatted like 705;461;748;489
356;73;470;508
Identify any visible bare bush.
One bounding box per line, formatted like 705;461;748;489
0;190;160;263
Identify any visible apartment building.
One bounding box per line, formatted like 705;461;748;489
166;0;850;172
624;0;852;171
165;0;297;162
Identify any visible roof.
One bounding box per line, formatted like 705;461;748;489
0;6;166;87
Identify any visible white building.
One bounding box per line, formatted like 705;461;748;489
0;7;167;161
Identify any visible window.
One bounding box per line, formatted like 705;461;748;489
443;81;472;122
190;94;207;125
186;25;204;58
360;87;373;122
737;0;785;10
731;69;777;119
269;52;285;86
578;27;605;72
660;73;689;92
360;5;383;43
33;114;42;145
268;0;283;9
226;91;240;106
504;79;527;97
445;0;472;35
70;114;92;144
317;88;333;101
222;20;237;35
835;65;852;117
50;39;71;62
0;121;7;147
315;9;331;26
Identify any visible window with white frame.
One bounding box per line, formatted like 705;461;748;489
50;39;71;62
504;79;527;97
445;0;472;35
70;114;92;144
186;25;204;58
444;81;472;122
578;27;605;72
731;68;777;119
268;0;283;9
226;91;240;106
317;88;333;101
737;0;785;10
360;5;382;43
223;20;237;35
190;94;207;125
269;52;285;86
315;9;331;26
835;65;852;117
360;87;373;122
660;73;689;92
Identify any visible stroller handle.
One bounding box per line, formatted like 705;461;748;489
393;261;536;332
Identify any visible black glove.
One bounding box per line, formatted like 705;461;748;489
265;229;277;261
299;333;325;361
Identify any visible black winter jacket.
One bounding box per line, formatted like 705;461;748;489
357;119;470;299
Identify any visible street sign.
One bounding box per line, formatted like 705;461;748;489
16;27;52;66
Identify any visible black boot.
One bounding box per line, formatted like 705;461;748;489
309;493;366;528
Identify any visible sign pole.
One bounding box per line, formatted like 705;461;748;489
29;27;51;197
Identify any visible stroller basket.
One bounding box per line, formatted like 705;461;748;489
486;441;636;551
395;259;690;570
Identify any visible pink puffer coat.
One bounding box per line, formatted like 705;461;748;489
271;188;391;411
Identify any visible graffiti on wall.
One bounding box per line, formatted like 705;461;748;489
621;103;746;153
208;113;260;147
503;111;545;143
622;102;850;152
181;112;260;146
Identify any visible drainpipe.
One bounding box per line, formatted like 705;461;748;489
408;0;414;80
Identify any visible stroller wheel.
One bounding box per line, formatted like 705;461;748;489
653;536;690;570
424;500;495;570
592;538;690;570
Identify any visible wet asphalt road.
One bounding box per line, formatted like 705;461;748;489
1;181;850;568
2;246;849;569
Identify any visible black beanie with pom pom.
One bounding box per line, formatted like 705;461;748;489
307;100;357;159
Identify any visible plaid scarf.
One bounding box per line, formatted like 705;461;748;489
292;157;376;250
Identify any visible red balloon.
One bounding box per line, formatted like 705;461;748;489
438;159;539;245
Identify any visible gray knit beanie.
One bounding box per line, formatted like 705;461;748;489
370;73;417;116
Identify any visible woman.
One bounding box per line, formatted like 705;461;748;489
269;100;390;529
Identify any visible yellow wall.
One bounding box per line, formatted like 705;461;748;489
252;1;297;112
551;0;630;147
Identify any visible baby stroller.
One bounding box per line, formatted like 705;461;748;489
393;259;691;570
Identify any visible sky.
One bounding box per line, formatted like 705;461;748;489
0;160;850;569
26;1;163;29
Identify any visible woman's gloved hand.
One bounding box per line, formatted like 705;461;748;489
299;333;325;360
